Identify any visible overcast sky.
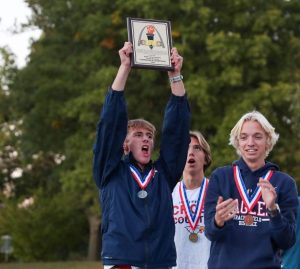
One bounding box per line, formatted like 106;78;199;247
0;0;41;67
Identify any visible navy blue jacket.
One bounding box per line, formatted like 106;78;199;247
93;89;190;267
204;158;298;269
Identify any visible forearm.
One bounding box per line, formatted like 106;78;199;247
111;65;131;91
168;72;185;96
169;80;185;96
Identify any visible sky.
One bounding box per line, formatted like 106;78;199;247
0;0;41;68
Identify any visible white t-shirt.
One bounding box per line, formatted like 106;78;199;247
172;181;211;269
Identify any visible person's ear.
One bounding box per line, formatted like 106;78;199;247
123;141;129;154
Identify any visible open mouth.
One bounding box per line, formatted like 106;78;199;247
246;149;257;153
142;145;149;153
188;158;195;164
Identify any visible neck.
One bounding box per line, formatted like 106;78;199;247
183;171;204;190
137;163;145;172
243;159;265;172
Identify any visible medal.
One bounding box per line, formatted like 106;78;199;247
244;214;254;226
189;232;199;243
130;165;156;199
233;165;273;223
137;190;148;199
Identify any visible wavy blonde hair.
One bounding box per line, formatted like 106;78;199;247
229;111;279;157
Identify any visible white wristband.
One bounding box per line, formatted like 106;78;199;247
169;75;183;83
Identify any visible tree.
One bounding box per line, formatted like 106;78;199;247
3;0;300;262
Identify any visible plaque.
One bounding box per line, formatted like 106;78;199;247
127;17;174;71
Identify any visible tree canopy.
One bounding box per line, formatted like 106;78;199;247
1;0;299;261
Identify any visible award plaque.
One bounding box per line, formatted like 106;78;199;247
127;17;174;71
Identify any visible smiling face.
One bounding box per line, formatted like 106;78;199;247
238;120;269;169
124;127;154;170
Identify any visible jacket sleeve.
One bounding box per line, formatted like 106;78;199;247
92;88;128;189
204;168;231;241
269;174;298;250
159;94;190;189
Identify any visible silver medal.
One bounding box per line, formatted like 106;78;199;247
137;190;148;199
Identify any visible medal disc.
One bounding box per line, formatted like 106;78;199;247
244;214;254;225
189;232;198;243
137;190;148;199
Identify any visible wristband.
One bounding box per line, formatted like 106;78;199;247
169;75;183;83
267;203;280;218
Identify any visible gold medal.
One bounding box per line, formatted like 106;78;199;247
244;214;254;226
189;232;198;243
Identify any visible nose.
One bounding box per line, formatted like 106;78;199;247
247;136;255;146
188;146;195;154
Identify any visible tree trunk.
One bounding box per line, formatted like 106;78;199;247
87;214;101;261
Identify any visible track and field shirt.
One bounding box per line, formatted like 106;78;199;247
172;181;210;269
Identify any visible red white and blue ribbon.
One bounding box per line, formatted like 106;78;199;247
129;165;155;190
179;178;208;231
233;165;273;212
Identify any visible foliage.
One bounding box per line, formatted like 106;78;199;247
1;0;300;262
0;192;88;261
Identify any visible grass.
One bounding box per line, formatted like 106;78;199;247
0;261;103;269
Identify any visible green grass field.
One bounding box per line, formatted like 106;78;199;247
0;261;103;269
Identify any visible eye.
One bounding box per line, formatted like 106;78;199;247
254;134;263;140
193;145;202;152
147;134;153;139
239;135;247;141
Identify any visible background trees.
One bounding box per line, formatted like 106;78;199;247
1;0;299;261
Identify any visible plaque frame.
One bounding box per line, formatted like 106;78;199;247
127;17;174;71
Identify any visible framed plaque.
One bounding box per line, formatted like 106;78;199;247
127;17;174;71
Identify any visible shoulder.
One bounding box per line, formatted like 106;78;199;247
272;170;296;186
211;165;233;177
172;181;181;194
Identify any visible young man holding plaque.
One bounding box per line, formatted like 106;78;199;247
172;131;212;269
204;111;298;269
92;41;190;269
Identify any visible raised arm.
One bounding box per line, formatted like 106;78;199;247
93;42;132;188
159;48;190;188
168;47;185;97
111;42;132;91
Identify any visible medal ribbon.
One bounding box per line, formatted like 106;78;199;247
179;178;208;231
233;165;273;212
129;165;155;190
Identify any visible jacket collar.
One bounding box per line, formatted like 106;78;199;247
124;152;153;174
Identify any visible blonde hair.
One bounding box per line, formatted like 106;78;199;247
127;119;156;136
190;131;212;171
229;111;279;157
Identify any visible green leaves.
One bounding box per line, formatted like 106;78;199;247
1;0;300;261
